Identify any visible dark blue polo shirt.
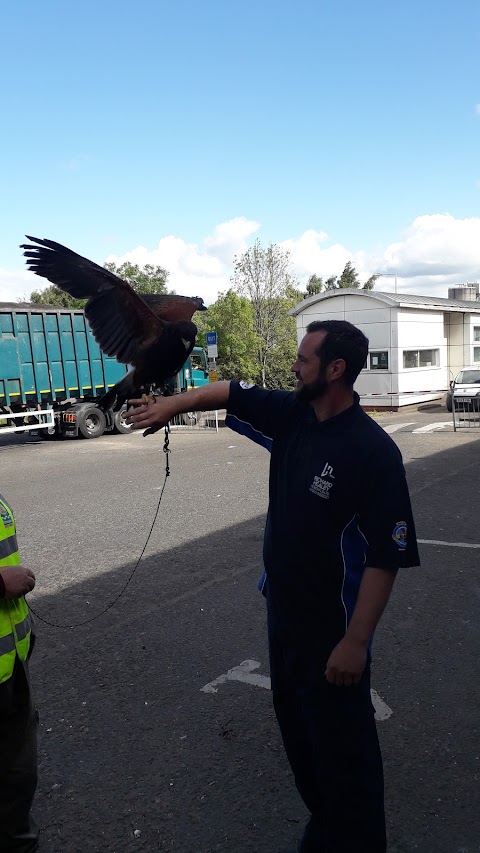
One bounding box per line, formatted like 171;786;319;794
226;382;420;649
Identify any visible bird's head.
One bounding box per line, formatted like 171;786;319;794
192;296;207;311
173;320;198;349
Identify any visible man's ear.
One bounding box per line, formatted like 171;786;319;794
327;358;346;381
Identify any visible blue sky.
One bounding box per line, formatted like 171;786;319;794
1;0;479;302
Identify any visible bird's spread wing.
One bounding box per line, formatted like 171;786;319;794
140;293;201;323
21;236;165;365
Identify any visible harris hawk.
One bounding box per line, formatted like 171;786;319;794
21;236;207;411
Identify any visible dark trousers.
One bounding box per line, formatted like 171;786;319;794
0;657;39;853
268;621;386;853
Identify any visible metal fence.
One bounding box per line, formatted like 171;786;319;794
452;397;480;431
0;409;55;435
168;410;219;432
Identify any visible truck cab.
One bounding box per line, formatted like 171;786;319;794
172;346;210;393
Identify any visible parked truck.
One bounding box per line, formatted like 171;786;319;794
0;302;209;439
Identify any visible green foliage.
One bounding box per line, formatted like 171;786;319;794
325;275;338;290
305;274;324;296
29;260;170;307
29;285;86;309
263;286;299;390
103;261;169;294
337;261;360;289
362;274;379;290
310;265;379;292
232;240;299;388
194;290;258;382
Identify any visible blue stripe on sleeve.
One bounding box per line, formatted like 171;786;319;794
225;414;273;452
341;516;368;626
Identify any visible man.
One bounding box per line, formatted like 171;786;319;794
0;493;38;852
127;319;420;853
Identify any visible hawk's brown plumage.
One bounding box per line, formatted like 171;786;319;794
21;236;207;409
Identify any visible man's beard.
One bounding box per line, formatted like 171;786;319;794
294;368;329;402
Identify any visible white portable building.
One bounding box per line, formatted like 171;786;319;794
290;289;480;409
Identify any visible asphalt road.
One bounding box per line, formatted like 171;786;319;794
1;407;479;853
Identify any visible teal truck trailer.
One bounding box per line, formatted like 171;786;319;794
0;303;209;439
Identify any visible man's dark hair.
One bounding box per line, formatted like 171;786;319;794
305;320;369;386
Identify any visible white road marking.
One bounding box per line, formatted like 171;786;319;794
370;690;393;721
201;660;393;721
412;422;452;433
418;538;480;549
201;659;270;692
382;422;416;434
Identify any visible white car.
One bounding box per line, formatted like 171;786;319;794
446;366;480;412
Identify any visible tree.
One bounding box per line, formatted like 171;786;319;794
362;274;379;290
232;240;299;388
337;261;360;289
305;274;324;296
263;285;300;390
103;261;169;294
194;290;258;382
29;260;170;307
29;285;86;309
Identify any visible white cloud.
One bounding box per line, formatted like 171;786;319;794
1;214;479;305
204;216;261;263
280;229;350;280
281;214;480;297
105;216;261;304
373;214;480;290
0;268;38;303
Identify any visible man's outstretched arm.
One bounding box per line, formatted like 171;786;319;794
126;381;231;433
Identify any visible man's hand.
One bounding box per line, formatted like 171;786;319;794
127;382;231;436
126;397;176;436
325;637;367;687
0;566;36;599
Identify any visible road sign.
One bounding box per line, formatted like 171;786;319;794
206;331;218;359
209;370;219;382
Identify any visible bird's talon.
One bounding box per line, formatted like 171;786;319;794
142;393;156;405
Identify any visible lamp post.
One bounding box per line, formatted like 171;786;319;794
374;272;397;294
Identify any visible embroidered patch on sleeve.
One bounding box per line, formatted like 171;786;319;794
392;521;407;550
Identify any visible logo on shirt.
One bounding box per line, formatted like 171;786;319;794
321;462;335;479
392;520;407;550
309;464;335;500
239;381;255;390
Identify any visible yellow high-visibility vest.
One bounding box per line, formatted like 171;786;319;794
0;494;31;683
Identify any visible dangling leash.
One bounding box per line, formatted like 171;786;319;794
28;426;171;630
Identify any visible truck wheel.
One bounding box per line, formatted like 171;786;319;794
40;426;58;440
113;406;134;434
77;407;106;439
446;393;452;413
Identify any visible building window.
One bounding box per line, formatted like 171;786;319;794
474;347;480;363
369;351;389;370
403;349;439;369
474;326;480;342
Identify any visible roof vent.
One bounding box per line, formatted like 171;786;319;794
447;284;479;301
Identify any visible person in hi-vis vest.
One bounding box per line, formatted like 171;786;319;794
0;493;38;853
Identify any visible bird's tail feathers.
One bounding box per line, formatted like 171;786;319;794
97;372;136;412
